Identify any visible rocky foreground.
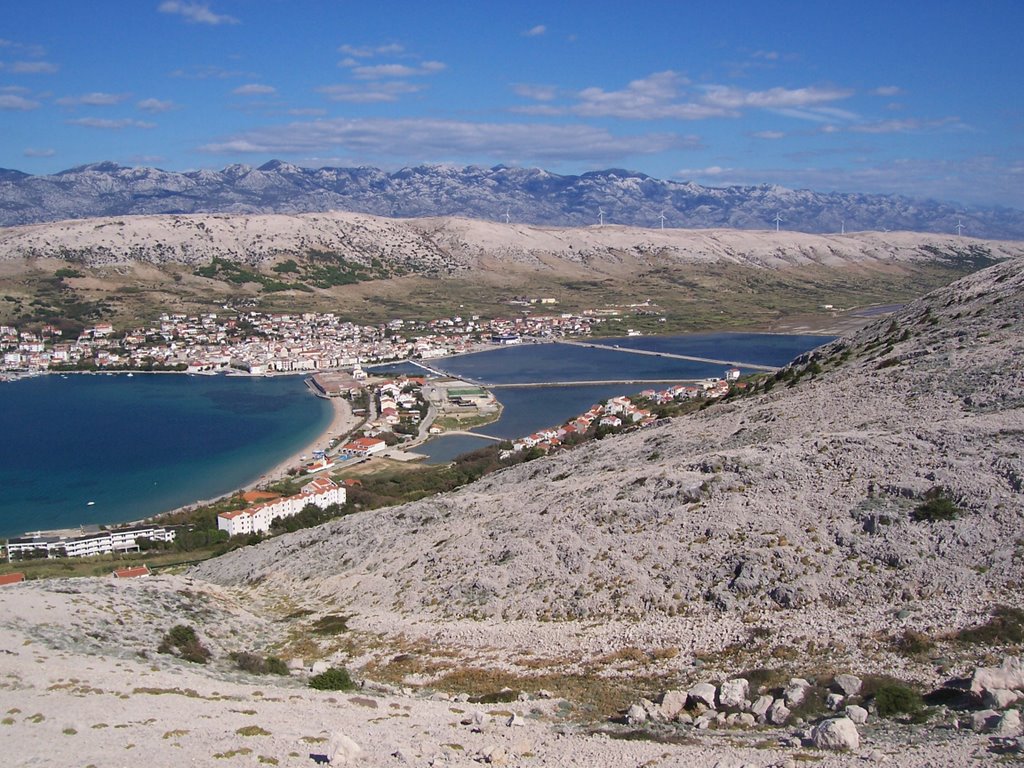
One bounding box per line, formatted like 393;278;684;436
2;257;1023;765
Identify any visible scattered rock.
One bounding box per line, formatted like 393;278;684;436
784;678;810;708
751;695;774;719
834;673;862;697
719;678;749;709
811;717;860;751
328;731;363;765
985;688;1021;709
625;703;647;726
659;689;688;720
845;704;869;724
506;713;525;728
767;699;791;726
971;709;1001;732
971;657;1024;696
826;693;844;711
995;709;1023;737
688;682;717;709
474;745;506;764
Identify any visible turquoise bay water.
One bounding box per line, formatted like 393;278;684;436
0;374;331;538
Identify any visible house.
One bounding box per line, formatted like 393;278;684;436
0;572;26;586
340;437;387;458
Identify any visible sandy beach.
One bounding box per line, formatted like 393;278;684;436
245;393;361;489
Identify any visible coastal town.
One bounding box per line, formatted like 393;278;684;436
0;303;622;377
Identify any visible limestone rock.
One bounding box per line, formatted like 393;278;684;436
767;699;791;726
328;732;363;765
751;695;774;719
826;693;845;711
985;688;1021;709
626;703;647;726
688;682;717;709
812;717;860;751
834;674;862;697
718;678;749;710
971;657;1024;696
971;709;1001;732
784;678;810;708
660;689;688;720
995;709;1023;737
474;745;507;764
845;704;869;724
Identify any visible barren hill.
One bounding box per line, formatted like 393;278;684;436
1;211;1019;273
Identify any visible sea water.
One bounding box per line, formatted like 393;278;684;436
0;374;331;538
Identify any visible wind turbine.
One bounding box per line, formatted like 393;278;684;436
659;211;666;230
773;212;783;232
956;219;965;237
598;207;605;226
504;206;511;225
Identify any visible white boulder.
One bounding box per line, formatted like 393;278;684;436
971;657;1024;696
845;704;869;724
719;678;749;709
767;699;791;725
688;682;718;709
812;717;860;751
834;674;862;697
328;732;363;765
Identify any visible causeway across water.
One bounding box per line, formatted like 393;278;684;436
553;339;780;372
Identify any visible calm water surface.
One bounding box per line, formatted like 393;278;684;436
0;374;331;538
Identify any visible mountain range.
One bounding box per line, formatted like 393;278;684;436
3;160;1023;240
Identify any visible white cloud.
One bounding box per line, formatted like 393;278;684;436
873;85;903;96
524;25;547;37
199;117;692;165
157;1;239;25
317;82;423;103
0;93;40;110
137;97;177;113
0;60;59;74
512;83;558;101
57;92;130;106
571;71;732;120
67;117;156;129
23;147;56;157
233;83;277;95
701;84;852;109
351;61;446;79
752;130;785;140
338;43;405;58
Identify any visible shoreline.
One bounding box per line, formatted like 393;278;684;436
4;384;363;540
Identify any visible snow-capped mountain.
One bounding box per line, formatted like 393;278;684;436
2;161;1022;239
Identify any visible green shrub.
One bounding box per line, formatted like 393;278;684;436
894;629;934;656
309;667;356;691
158;624;211;664
230;652;290;676
873;682;923;718
911;488;961;521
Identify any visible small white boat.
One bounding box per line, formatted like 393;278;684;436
86;501;95;506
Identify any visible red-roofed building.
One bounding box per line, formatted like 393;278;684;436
217;477;345;537
0;572;26;586
340;437;387;457
113;565;150;579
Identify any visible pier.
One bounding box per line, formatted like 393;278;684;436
553;339;780;372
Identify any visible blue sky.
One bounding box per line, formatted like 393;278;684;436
2;1;1021;207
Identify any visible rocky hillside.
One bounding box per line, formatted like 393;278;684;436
194;255;1023;670
1;210;1019;276
3;161;1023;239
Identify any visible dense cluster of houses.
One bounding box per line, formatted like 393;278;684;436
1;307;603;376
216;475;344;537
5;524;177;561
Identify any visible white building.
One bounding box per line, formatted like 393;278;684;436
6;525;176;561
217;476;345;537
